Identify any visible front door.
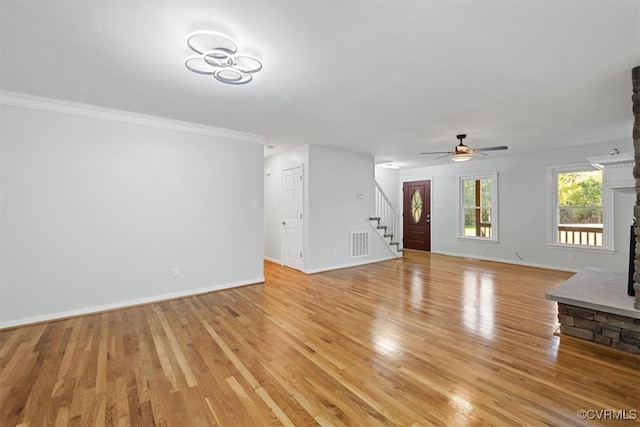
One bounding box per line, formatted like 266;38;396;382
282;166;304;270
403;180;431;251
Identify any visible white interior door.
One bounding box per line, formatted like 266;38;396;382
282;166;303;271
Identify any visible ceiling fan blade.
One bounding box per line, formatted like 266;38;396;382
473;145;508;152
421;151;452;155
435;153;452;159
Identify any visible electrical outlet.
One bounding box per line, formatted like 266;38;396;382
172;267;180;277
568;253;575;261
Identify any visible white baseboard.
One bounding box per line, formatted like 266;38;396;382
431;250;578;273
0;277;265;330
264;256;281;264
302;255;399;274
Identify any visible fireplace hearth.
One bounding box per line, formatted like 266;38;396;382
546;268;640;354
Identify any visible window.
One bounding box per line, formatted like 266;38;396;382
459;172;498;241
548;164;612;250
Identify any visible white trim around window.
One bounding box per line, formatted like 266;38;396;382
457;171;499;242
546;163;614;252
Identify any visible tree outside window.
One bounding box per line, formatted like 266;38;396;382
556;170;603;246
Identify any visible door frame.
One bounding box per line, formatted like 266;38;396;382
401;178;433;251
281;164;304;271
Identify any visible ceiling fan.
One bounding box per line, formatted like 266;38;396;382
421;134;508;162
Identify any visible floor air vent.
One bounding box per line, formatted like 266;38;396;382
351;231;370;258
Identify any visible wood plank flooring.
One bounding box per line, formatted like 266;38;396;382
1;250;639;426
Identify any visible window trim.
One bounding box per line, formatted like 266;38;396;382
546;163;614;252
457;171;499;242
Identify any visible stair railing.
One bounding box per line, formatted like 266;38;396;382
374;182;400;247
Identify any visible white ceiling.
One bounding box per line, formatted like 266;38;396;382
1;1;639;169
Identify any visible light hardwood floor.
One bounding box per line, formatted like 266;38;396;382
1;250;639;426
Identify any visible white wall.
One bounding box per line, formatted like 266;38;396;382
399;141;635;272
264;145;397;272
306;145;396;272
1;103;264;327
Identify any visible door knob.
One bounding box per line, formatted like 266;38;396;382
281;221;286;226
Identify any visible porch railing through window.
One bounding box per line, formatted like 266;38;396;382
464;221;492;237
479;223;492;238
557;224;603;246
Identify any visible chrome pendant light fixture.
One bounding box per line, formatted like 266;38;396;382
184;31;262;85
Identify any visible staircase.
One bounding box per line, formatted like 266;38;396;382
370;182;403;255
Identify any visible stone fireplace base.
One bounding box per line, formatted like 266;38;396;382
557;303;640;353
546;268;640;354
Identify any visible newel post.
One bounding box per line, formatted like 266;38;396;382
632;66;640;309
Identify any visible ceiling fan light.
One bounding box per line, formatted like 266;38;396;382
451;153;471;162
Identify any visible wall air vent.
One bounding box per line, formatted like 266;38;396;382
351;232;370;258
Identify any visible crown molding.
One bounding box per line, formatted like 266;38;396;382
0;89;265;145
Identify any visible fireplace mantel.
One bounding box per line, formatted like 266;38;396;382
587;152;635;191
